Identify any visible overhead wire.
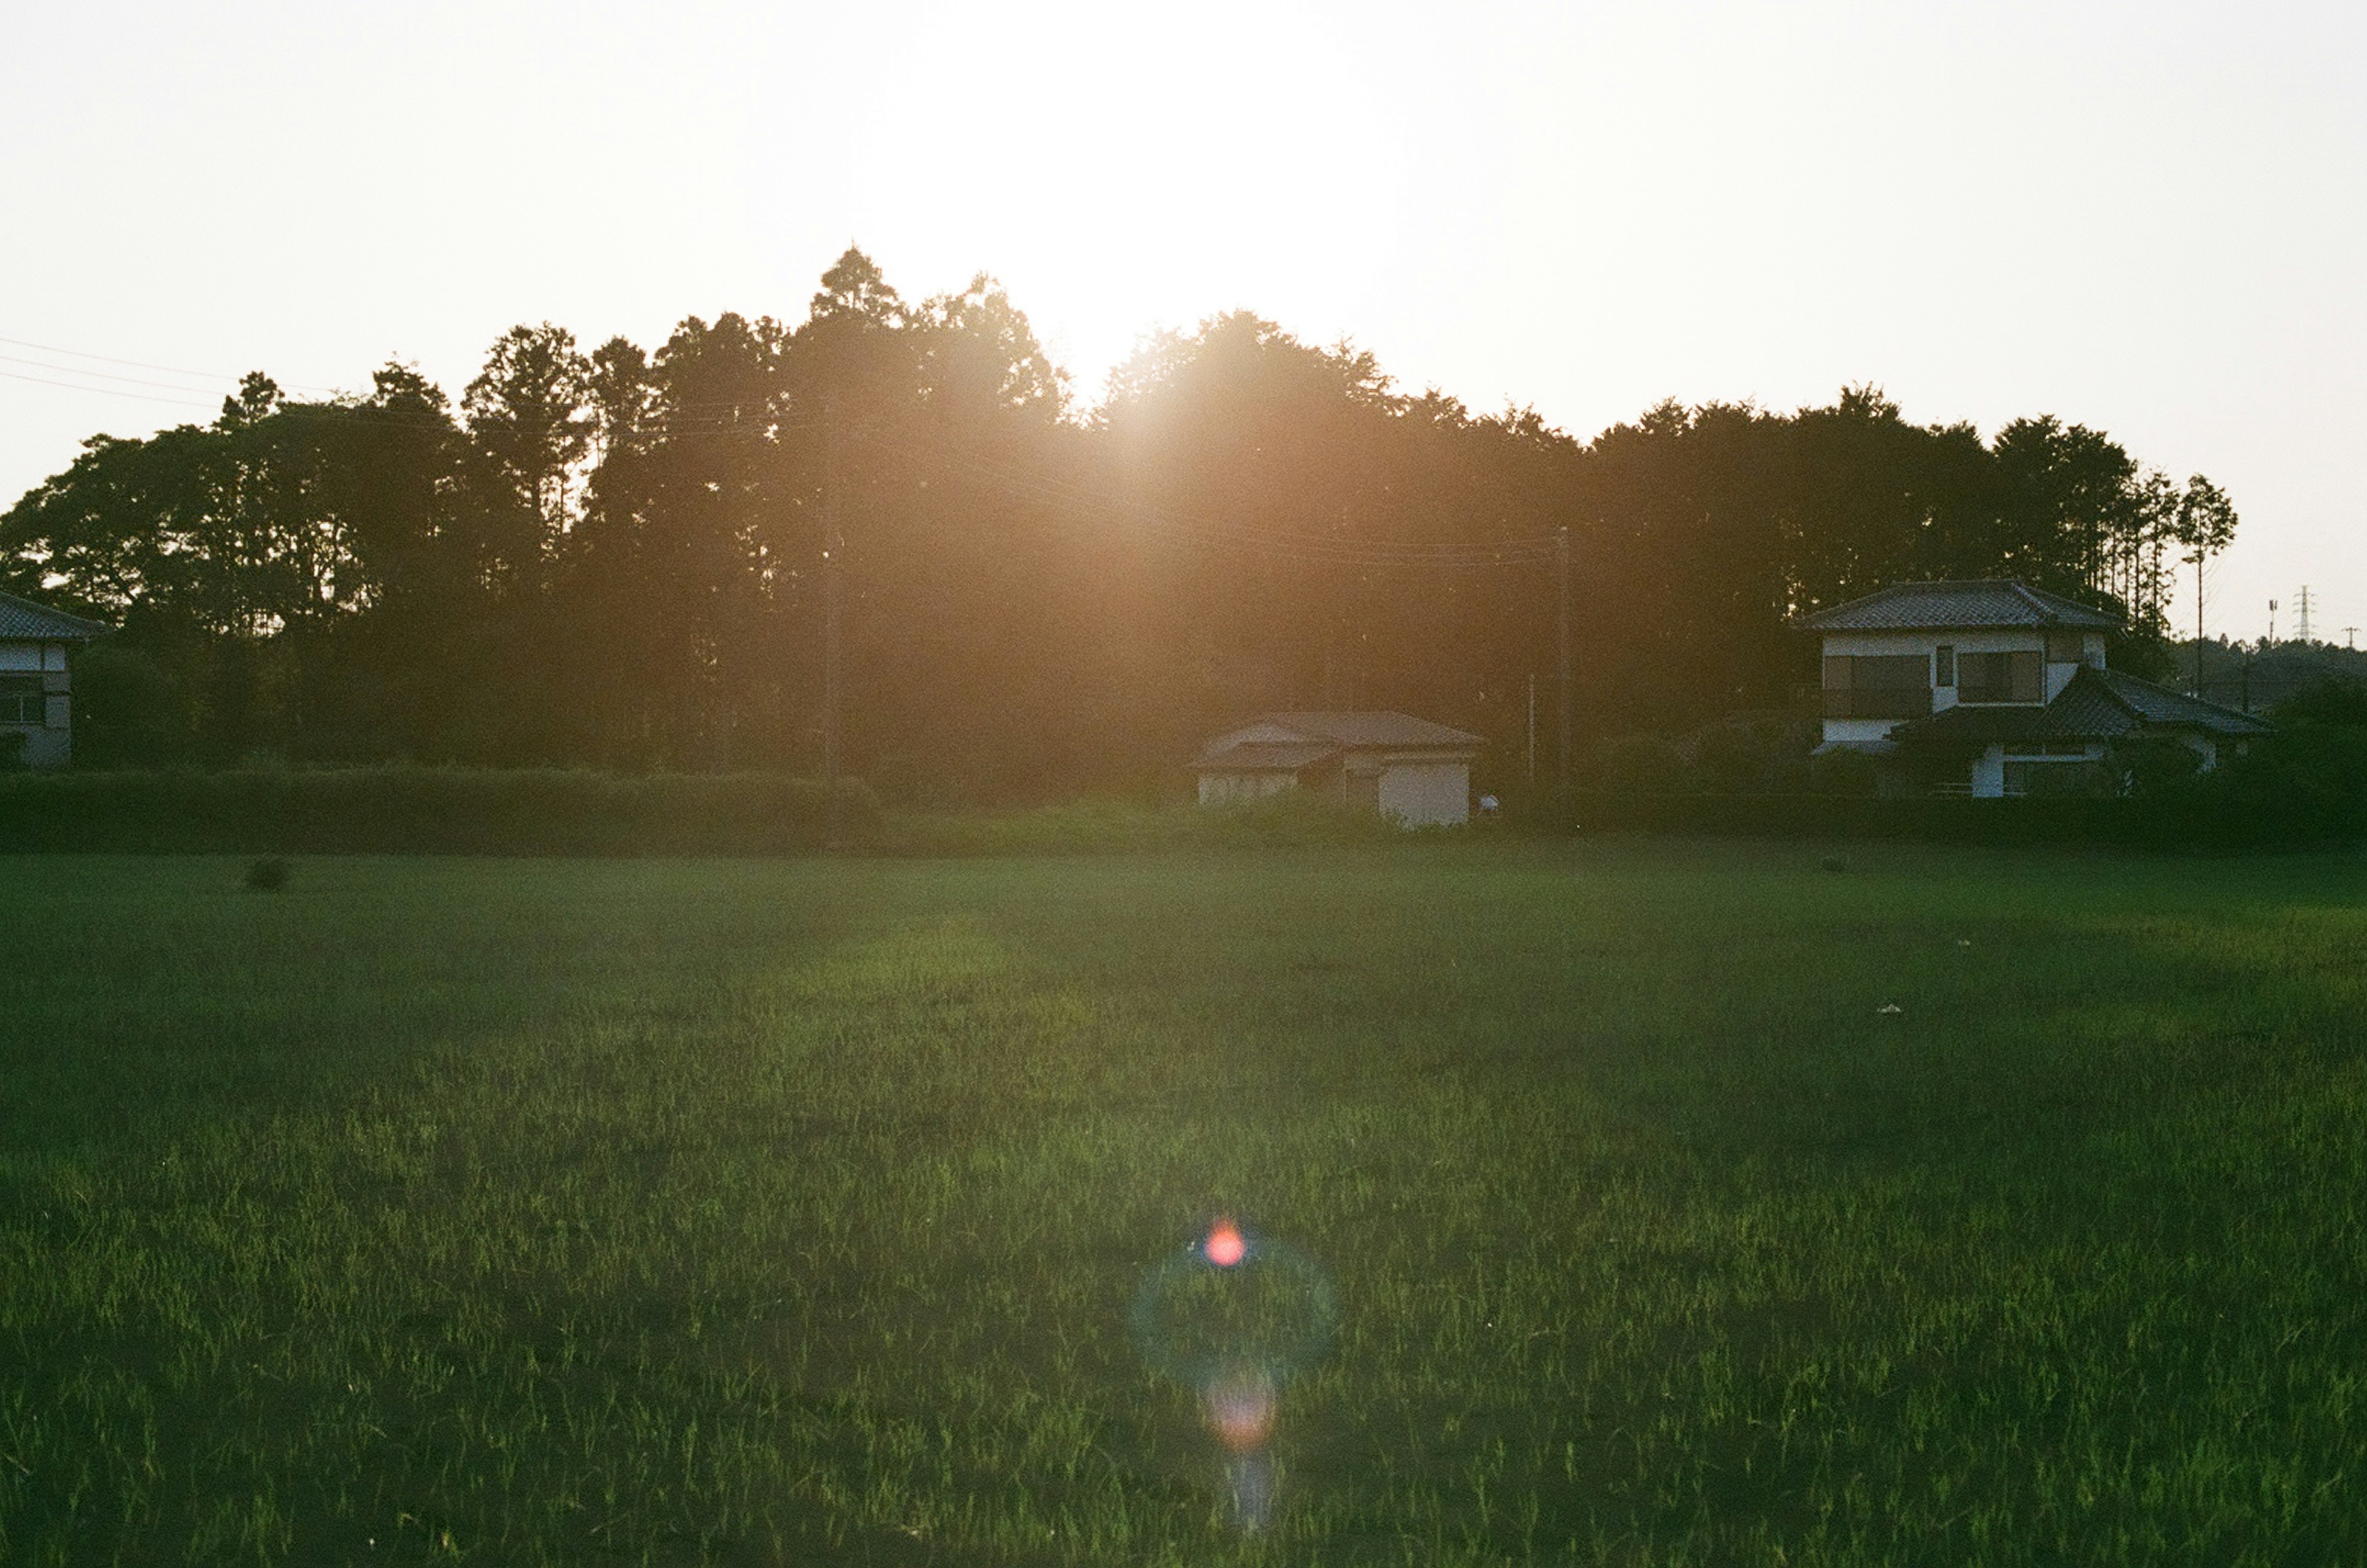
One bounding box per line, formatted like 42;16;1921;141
0;334;344;395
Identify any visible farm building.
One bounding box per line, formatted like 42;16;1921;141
1193;711;1483;826
0;589;108;770
1798;579;2270;796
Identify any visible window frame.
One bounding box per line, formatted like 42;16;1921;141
0;674;43;725
1821;655;1932;719
1956;650;2044;704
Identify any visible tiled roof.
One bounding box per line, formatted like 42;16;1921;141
1192;711;1483;771
1896;665;2271;745
1796;579;2120;632
0;588;110;642
1253;711;1484;748
1193;740;1343;772
2090;667;2273;734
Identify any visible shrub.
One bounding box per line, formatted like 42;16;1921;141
889;787;1437;856
72;643;186;768
0;767;880;855
1805;745;1879;796
1693;716;1815;794
1593;734;1691;796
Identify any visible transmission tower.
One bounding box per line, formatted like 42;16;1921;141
2296;585;2315;643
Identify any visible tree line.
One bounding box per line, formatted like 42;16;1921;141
2;248;2241;798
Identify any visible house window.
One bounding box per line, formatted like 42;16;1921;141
1821;655;1931;719
2046;630;2087;663
1934;645;1955;687
1956;650;2043;703
0;675;42;725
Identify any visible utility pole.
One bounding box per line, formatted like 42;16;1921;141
2345;626;2359;651
820;399;844;850
2267;598;2277;645
1526;673;1537;782
2190;557;2206;698
1555;525;1572;807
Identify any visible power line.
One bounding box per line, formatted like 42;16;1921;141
0;333;341;394
0;352;259;396
0;366;243;409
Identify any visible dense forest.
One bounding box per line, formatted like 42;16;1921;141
2;249;2243;800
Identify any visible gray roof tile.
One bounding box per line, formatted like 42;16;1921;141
1796;579;2120;632
1252;711;1484;748
0;588;110;642
1896;664;2270;745
1193;710;1482;771
1193;740;1343;772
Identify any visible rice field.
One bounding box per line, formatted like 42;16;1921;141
5;841;2367;1565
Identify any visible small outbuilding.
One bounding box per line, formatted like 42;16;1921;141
1;588;110;770
1193;711;1483;826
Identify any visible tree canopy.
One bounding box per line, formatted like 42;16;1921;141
2;248;2236;793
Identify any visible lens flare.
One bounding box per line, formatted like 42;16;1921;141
1131;1218;1338;1533
1201;1365;1275;1452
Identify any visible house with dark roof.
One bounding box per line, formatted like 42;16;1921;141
1796;579;2269;797
1193;711;1483;825
0;587;110;769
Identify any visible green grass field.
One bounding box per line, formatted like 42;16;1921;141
7;843;2367;1566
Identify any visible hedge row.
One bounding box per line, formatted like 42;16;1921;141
0;769;881;855
1561;790;2340;848
0;769;2340;856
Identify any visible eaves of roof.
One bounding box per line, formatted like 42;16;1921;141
1192;740;1342;772
1794;579;2120;633
1249;711;1485;748
1894;664;2271;746
0;588;111;642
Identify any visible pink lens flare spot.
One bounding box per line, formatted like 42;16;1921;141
1203;1369;1277;1453
1204;1220;1246;1268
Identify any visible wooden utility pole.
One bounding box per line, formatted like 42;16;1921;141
2189;558;2206;698
1526;672;1537;782
821;401;844;849
1556;525;1572;804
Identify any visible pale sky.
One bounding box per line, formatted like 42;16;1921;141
4;1;2361;641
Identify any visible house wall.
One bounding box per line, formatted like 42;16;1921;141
1376;757;1470;827
1821;629;2104;743
1198;770;1297;804
1969;745;2005;797
1;639;71;770
1969;740;2114;798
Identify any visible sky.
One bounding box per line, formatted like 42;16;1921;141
2;0;2361;641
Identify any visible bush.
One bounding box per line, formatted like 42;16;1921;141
889;788;1442;855
1593;734;1691;796
1805;745;1879;796
1693;716;1815;794
0;767;880;855
72;643;186;768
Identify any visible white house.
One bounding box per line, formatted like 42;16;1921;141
1193;711;1482;825
0;589;108;770
1796;579;2269;797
